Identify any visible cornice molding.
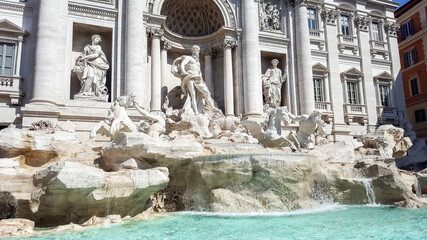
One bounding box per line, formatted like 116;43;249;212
68;4;117;21
0;1;32;13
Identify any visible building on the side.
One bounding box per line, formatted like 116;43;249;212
395;0;427;140
0;0;408;140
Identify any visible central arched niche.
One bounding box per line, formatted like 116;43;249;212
161;0;225;37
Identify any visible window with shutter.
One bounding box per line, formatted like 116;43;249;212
0;43;15;76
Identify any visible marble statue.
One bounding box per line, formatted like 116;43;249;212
90;93;166;139
133;101;166;138
262;59;286;109
73;34;109;102
293;111;326;150
90;94;137;139
171;45;217;115
242;106;299;150
259;3;281;31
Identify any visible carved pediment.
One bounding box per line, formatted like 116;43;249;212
312;63;328;74
0;19;26;36
374;71;393;81
342;67;363;78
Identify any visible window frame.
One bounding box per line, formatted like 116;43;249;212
346;80;360;105
0;42;16;76
414;109;426;123
410;78;420;96
307;8;317;30
403;48;418;68
401;19;414;41
313;77;324;102
378;84;390;107
340;15;352;36
370;21;383;42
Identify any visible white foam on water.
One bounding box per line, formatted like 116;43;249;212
175;204;348;217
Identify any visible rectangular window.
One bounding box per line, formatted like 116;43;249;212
414;109;426;122
410;78;420;96
0;43;15;76
378;84;389;106
313;78;324;102
307;8;317;30
340;15;351;36
347;81;359;104
403;48;418;68
401;19;414;41
371;22;381;41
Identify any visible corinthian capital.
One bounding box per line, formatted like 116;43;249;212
289;0;308;7
147;27;163;38
221;38;237;49
384;22;399;37
322;9;339;25
355;16;372;32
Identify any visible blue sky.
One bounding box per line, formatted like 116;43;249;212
393;0;411;7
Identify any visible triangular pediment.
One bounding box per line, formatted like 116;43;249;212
312;63;328;73
0;19;26;35
374;71;393;81
342;67;363;77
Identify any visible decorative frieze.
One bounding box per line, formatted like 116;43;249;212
384;22;399;37
85;0;114;5
68;4;117;21
322;9;339;25
355;16;372;32
0;1;32;12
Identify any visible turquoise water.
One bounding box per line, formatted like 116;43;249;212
17;205;427;240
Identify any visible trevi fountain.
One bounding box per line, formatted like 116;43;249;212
0;0;426;239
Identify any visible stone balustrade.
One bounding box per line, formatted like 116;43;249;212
0;76;24;105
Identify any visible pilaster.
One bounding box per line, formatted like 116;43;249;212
203;48;215;97
356;15;377;132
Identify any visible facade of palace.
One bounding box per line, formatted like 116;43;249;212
395;0;427;140
0;0;406;140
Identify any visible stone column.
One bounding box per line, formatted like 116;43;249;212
294;0;314;114
222;39;236;116
31;0;68;103
125;0;146;103
203;49;215;96
356;16;377;132
161;41;171;103
242;0;263;116
150;28;163;112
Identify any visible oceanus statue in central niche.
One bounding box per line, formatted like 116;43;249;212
73;34;109;102
90;94;166;139
171;45;217;115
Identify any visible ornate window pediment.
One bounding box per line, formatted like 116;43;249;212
0;19;26;37
374;71;393;81
341;67;363;78
161;0;224;37
312;63;328;74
